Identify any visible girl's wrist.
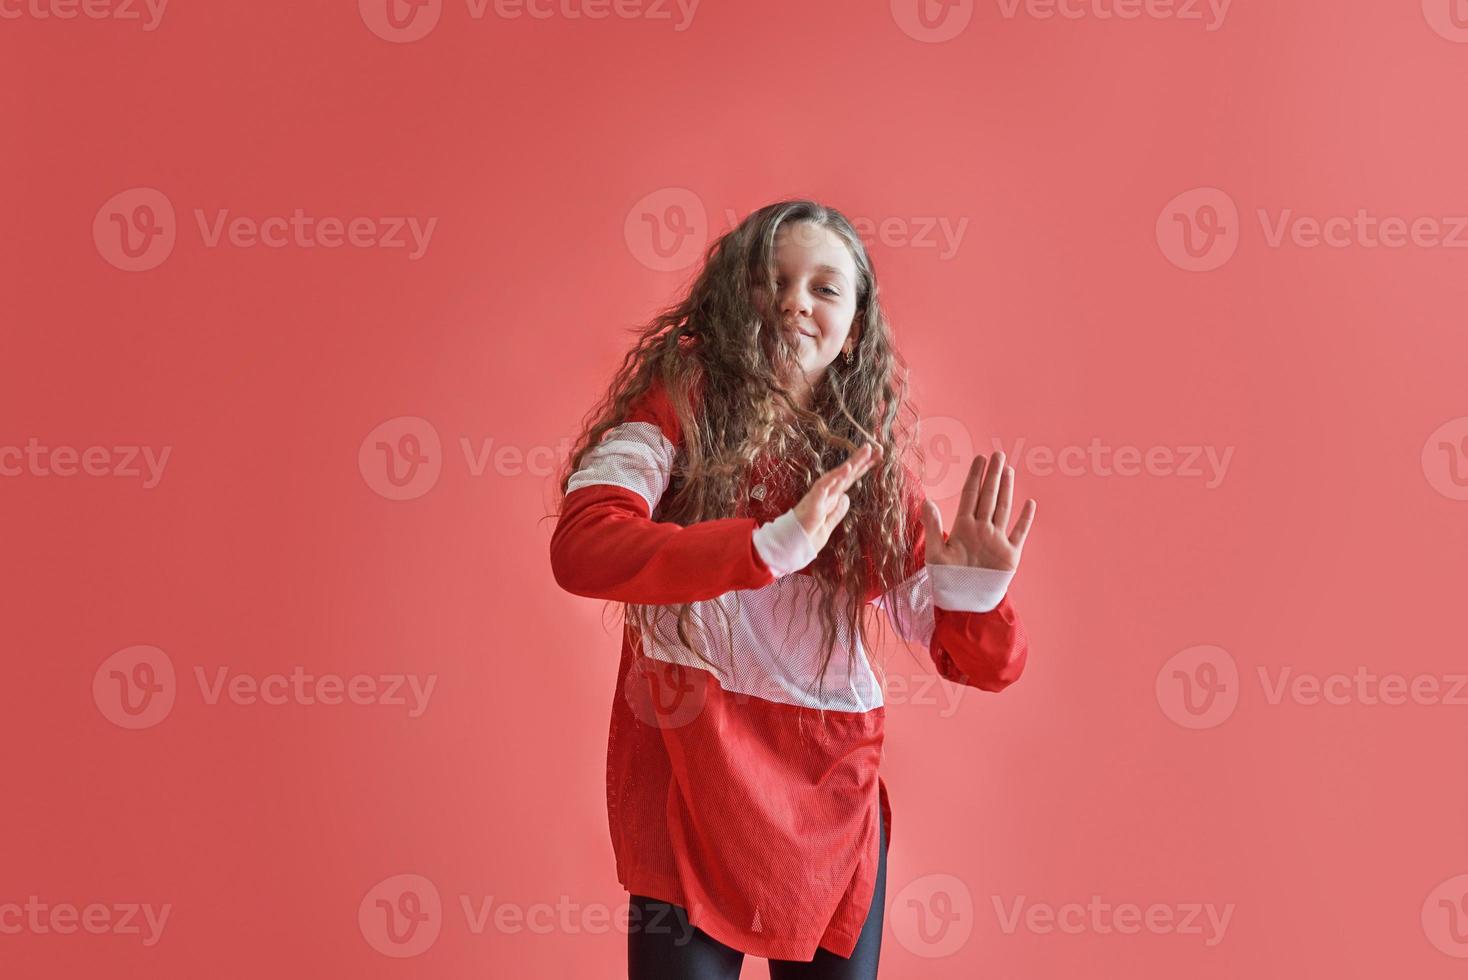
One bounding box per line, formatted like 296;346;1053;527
753;509;818;577
927;562;1014;613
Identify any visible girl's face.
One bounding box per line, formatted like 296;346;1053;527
757;221;860;404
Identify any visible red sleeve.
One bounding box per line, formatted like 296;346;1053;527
550;379;778;604
929;595;1029;692
874;476;1030;692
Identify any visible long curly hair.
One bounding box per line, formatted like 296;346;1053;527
552;199;931;725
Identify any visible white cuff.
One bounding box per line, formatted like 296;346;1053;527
752;510;818;577
928;563;1014;613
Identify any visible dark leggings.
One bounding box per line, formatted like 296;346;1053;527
627;807;887;980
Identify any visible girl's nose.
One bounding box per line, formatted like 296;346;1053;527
781;289;811;316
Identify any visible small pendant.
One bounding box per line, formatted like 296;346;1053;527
750;483;767;501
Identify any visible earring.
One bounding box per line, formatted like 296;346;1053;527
843;346;854;365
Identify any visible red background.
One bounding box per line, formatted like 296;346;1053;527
4;0;1468;976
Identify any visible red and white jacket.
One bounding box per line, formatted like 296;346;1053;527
549;378;1030;961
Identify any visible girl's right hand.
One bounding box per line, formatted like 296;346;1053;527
791;443;882;553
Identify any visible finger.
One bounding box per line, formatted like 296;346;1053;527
822;445;866;487
816;483;847;529
819;492;851;539
975;451;1004;523
956;454;987;521
812;456;853;500
812;445;878;509
833;448;874;498
992;464;1014;531
1007;498;1037;550
836;444;877;493
920;498;943;562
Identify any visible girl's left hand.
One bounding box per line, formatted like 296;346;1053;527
920;451;1037;572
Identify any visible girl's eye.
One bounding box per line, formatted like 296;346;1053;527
775;280;839;297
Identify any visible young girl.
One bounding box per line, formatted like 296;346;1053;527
550;199;1037;979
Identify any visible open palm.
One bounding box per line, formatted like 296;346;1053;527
921;451;1037;572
